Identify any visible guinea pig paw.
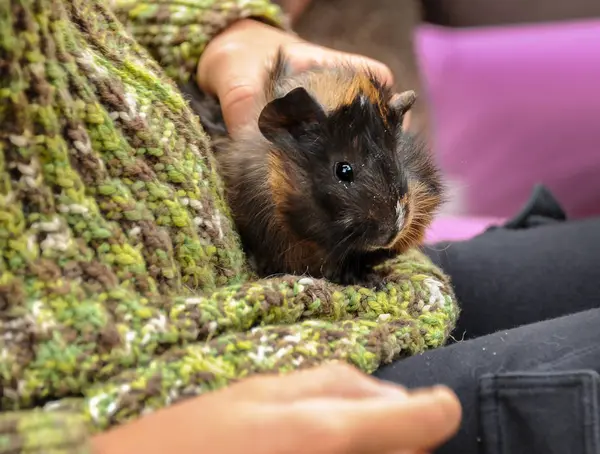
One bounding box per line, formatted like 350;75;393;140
325;267;361;287
363;271;388;291
325;265;386;289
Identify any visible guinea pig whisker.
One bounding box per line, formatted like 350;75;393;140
324;228;358;267
250;201;273;223
337;227;369;263
277;237;313;261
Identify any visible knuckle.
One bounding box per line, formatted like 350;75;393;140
221;84;257;108
220;84;259;131
197;41;240;84
319;362;375;391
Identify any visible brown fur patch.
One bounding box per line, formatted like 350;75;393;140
267;151;289;209
266;152;325;275
281;240;324;276
390;181;442;254
340;73;382;108
289;70;388;120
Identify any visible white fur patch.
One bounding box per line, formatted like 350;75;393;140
395;200;405;231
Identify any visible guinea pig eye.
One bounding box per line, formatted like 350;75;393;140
334;162;354;183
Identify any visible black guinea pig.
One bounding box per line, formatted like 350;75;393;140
181;49;445;286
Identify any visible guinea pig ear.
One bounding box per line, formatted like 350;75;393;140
258;87;326;143
390;90;417;117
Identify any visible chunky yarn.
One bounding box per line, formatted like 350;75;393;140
0;0;459;451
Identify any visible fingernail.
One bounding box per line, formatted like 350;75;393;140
414;386;461;424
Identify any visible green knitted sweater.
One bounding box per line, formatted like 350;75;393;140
0;0;459;451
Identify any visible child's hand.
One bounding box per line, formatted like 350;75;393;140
197;19;393;137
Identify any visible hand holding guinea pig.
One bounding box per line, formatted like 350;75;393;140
196;19;395;136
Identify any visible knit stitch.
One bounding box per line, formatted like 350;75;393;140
0;0;459;451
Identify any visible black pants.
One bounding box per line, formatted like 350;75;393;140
374;186;600;454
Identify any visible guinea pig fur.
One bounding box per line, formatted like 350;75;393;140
210;49;444;286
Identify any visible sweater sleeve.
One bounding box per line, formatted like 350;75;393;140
77;250;459;430
0;411;91;454
111;0;290;83
2;249;458;437
2;249;458;446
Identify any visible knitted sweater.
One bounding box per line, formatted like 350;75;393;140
0;0;459;451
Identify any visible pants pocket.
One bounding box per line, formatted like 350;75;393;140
478;370;600;454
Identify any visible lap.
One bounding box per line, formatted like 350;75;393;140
375;307;600;454
424;185;600;341
375;186;600;453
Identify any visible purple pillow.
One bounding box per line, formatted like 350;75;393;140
425;215;504;243
414;20;600;219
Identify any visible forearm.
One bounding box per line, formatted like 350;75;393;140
112;0;289;82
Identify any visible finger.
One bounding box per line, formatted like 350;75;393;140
199;52;266;134
304;385;462;452
330;53;394;87
234;362;408;402
300;52;394;87
239;362;409;401
285;363;409;399
286;44;394;87
218;82;261;135
348;386;461;451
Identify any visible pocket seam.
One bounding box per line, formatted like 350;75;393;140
479;370;600;454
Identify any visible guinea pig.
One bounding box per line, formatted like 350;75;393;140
183;49;444;286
